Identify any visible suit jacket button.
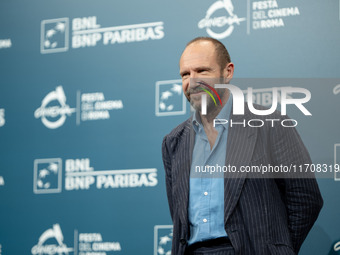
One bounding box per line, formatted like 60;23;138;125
180;239;187;245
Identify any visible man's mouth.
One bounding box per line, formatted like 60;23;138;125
189;89;205;95
186;88;206;100
187;82;209;96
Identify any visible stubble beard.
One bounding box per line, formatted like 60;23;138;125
185;75;226;116
186;87;226;117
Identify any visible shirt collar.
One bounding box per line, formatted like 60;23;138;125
192;94;233;133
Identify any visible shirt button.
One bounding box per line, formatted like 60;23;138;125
180;239;187;245
203;218;208;223
204;192;208;196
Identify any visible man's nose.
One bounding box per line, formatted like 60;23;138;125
189;72;199;88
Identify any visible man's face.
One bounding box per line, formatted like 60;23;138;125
179;41;231;112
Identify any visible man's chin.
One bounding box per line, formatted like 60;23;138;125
189;101;201;112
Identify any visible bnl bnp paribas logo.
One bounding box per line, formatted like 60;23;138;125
155;80;187;117
34;85;124;129
154;225;173;255
41;16;164;54
34;158;62;194
34;158;158;194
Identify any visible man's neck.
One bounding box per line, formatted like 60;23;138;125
198;92;230;149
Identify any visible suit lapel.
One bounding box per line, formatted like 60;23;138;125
224;109;257;225
174;119;195;231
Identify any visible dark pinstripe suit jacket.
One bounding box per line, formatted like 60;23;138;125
162;104;323;255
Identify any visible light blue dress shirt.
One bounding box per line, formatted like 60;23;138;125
188;96;232;245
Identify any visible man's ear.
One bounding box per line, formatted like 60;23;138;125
223;62;234;83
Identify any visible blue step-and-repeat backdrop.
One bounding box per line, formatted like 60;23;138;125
1;0;340;254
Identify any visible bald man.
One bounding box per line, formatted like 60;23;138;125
162;37;323;255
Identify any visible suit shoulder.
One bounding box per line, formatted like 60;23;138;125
163;118;191;143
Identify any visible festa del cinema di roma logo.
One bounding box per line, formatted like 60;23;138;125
198;0;301;37
198;0;246;39
31;224;73;255
31;224;122;255
34;86;76;129
34;86;124;129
